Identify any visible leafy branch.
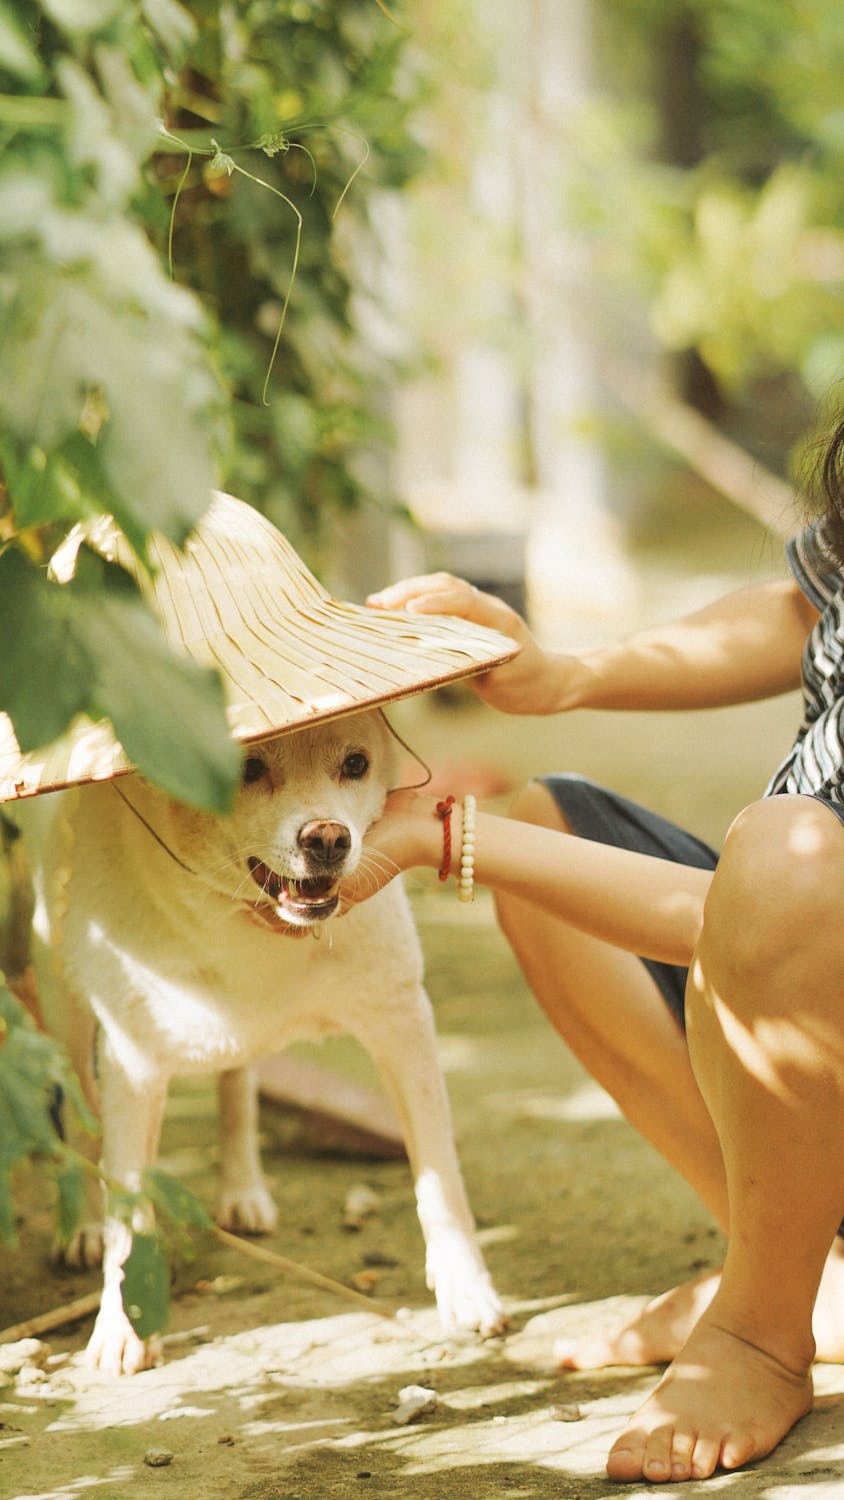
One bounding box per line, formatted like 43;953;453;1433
0;0;425;808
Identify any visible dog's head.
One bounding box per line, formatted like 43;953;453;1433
151;710;397;932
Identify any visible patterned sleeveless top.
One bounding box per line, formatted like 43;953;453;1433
764;516;844;815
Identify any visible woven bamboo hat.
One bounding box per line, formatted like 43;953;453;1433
0;492;519;802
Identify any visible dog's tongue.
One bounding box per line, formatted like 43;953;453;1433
247;858;337;907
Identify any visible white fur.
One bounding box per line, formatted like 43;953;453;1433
17;710;504;1374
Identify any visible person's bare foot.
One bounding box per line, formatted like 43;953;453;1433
555;1237;844;1371
555;1269;720;1370
605;1316;813;1483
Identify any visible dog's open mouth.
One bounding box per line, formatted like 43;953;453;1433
247;856;340;924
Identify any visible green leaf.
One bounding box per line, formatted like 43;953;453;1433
39;0;123;36
0;4;46;82
55;1159;87;1246
0;980;81;1244
0;1167;15;1244
141;0;197;58
121;1232;170;1338
143;1167;214;1232
0;547;241;812
0;547;92;750
0;436;106;531
0;249;222;551
76;557;242;811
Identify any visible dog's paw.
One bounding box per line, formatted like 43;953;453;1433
85;1307;160;1377
426;1232;508;1338
216;1184;279;1236
55;1222;105;1270
437;1275;508;1339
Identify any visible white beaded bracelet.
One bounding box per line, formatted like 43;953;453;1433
457;793;476;903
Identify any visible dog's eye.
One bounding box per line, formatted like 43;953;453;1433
341;751;369;781
242;755;269;785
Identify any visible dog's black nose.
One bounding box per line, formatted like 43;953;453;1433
297;819;352;864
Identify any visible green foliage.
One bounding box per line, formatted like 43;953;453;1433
55;1157;87;1245
586;0;844;438
157;0;427;547
112;1170;216;1339
0;544;240;810
121;1232;171;1339
0;976;97;1244
0;0;423;807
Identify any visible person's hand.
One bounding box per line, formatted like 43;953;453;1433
338;790;441;913
367;572;565;715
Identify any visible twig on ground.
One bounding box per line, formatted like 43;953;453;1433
0;1291;102;1345
211;1225;400;1322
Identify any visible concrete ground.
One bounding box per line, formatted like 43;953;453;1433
2;496;843;1498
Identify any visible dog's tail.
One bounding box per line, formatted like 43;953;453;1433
1;809;34;985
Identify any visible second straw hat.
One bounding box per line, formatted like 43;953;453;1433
0;491;520;802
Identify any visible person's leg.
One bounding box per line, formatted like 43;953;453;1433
495;779;728;1225
606;794;844;1483
502;781;844;1374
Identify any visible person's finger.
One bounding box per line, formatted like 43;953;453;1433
369;575;521;637
366;572;458;608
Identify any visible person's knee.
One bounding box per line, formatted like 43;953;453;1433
507;777;574;832
703;796;844;983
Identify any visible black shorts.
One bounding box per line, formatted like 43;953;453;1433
539;774;720;1031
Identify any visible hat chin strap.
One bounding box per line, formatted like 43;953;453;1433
379;712;433;794
111;781;197;875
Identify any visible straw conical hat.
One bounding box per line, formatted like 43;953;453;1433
0;492;519;802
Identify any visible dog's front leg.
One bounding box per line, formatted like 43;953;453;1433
84;1041;169;1376
360;989;507;1338
217;1066;278;1234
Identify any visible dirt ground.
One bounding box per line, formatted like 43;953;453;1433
3;506;844;1499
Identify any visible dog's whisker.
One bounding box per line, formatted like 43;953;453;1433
232;873;259;905
344;850;402;902
358;849;403;881
203;847;267;880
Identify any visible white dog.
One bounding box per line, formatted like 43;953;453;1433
15;709;504;1374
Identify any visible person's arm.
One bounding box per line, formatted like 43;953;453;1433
343;794;711;966
367;574;818;716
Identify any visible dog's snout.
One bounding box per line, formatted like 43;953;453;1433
297;819;352;864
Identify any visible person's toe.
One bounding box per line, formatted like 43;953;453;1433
554;1326;652;1371
606;1426;648;1482
688;1431;722;1480
641;1425;678;1483
667;1428;696;1481
720;1429;758;1471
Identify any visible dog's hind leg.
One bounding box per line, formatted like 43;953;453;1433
217;1066;279;1234
357;986;507;1338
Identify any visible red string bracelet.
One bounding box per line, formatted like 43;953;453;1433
435;795;455;882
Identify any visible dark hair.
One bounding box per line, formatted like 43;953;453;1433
819;416;844;568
